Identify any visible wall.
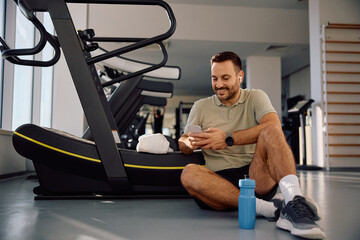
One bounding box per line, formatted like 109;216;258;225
246;56;282;119
319;0;360;24
0;130;26;176
289;66;311;99
88;4;309;44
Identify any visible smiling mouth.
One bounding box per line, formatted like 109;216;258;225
216;88;228;95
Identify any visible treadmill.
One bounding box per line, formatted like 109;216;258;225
1;0;204;198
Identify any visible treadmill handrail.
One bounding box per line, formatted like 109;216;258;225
69;0;177;83
101;41;168;87
69;0;176;63
5;0;176;76
0;10;61;67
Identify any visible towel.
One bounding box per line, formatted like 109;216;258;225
136;133;170;154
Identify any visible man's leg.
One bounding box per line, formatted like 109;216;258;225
180;164;239;210
250;125;325;239
249;125;297;198
181;164;280;218
250;125;319;210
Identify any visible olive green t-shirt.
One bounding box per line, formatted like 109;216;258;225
185;88;277;172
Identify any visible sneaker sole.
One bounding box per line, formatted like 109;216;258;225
276;218;326;239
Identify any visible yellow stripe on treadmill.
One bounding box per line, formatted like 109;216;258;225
124;164;185;170
14;131;101;163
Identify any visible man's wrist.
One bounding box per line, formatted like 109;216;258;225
225;133;234;146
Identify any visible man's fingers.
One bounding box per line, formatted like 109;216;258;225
205;128;214;133
191;137;210;146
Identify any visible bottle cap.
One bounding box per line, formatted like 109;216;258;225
239;178;255;188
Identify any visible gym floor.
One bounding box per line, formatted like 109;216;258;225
0;170;359;240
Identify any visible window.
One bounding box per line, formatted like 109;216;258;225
0;1;5;128
1;3;55;131
39;12;54;127
11;7;35;130
9;9;54;130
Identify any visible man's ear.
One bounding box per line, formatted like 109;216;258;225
239;70;244;82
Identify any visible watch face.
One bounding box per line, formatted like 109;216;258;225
226;136;234;146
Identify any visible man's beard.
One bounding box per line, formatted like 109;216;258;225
215;87;239;101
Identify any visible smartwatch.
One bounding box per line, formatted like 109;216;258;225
225;133;234;146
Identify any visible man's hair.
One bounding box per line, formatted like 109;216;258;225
210;51;242;73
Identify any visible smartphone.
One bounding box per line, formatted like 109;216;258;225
185;125;202;134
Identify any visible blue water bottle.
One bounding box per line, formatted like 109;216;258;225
238;175;256;229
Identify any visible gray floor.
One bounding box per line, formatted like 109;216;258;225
0;170;359;240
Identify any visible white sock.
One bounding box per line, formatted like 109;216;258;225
279;174;303;204
255;198;276;218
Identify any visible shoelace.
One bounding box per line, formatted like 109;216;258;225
269;198;283;221
289;197;316;220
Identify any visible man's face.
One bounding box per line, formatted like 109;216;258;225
211;60;243;105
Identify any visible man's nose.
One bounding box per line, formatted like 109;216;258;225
216;79;224;88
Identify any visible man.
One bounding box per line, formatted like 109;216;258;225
153;106;165;134
178;51;325;239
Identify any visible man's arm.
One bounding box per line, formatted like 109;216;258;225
233;112;281;145
190;112;281;150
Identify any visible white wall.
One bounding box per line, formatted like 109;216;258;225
0;130;26;176
88;3;309;44
319;0;360;24
289;66;311;99
246;56;282;120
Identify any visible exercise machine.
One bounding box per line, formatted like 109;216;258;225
288;98;314;165
1;0;204;198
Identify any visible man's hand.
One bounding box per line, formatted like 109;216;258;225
189;128;227;150
178;133;200;154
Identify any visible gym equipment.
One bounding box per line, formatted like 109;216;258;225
121;112;150;150
82;75;174;140
1;0;204;198
175;102;194;140
288;98;314;165
93;47;181;80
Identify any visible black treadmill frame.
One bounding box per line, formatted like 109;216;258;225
13;0;177;192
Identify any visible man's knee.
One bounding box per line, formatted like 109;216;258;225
181;164;210;193
181;164;201;188
259;124;283;142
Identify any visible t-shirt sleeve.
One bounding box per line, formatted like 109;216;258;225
252;89;277;123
